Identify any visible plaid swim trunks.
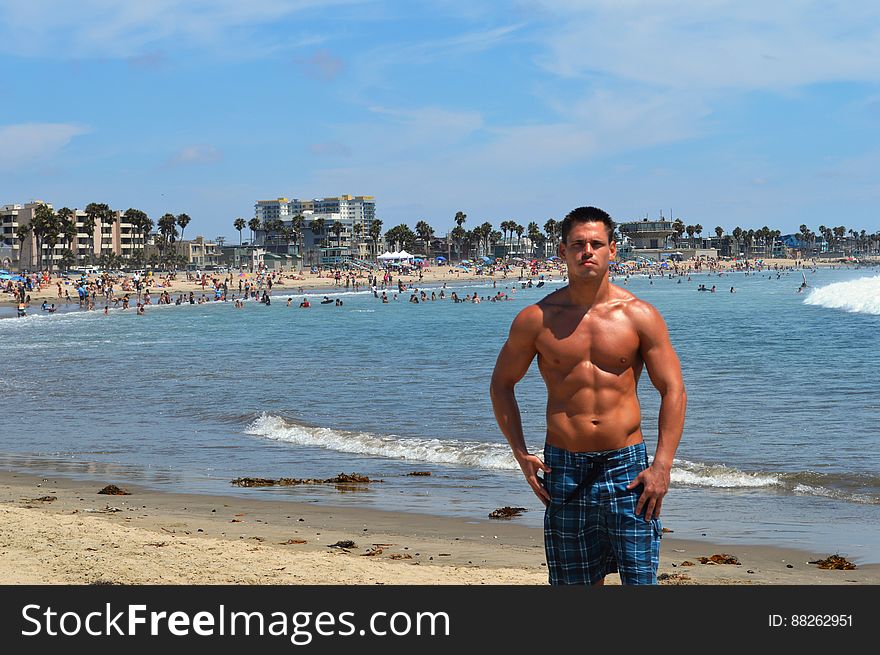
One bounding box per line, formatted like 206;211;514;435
542;442;662;585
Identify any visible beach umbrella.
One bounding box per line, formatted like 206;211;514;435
435;256;447;261
0;274;11;280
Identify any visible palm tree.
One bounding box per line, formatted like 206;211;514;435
388;224;416;252
309;217;326;267
543;219;558;254
139;215;154;261
82;203;106;265
673;218;686;248
528;222;542;258
480;221;493;258
85;202;114;261
16;222;32;268
415;220;434;258
454;211;467;229
694;224;703;248
41;212;62;273
331;220;344;249
292;214;305;266
31;203;56;271
248;217;261;246
158;213;178;268
499;220;511;256
280;226;294;260
57;208;76;254
489;229;502;256
513;223;524;258
450;225;466;261
686;225;696;249
60;249;77;272
369;219;383;260
176;213;191;256
123;209;148;264
833;226;846;253
234;218;246;247
351;223;363;260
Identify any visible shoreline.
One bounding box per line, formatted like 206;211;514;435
3;257;875;309
2;468;876;585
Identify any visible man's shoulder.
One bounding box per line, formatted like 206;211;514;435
611;289;665;331
535;286;570;309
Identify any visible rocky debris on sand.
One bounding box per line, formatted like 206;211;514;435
326;474;376;483
680;561;695;567
328;540;357;550
280;539;308;545
808;555;856;570
488;506;528;519
697;554;740;565
231;474;382;487
389;553;412;560
27;496;57;502
98;485;130;495
362;547;384;556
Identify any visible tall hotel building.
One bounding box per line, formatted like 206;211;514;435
254;195;377;263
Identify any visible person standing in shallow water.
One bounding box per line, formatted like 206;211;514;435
490;206;686;586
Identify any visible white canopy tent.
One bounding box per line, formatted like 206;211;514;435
378;250;416;261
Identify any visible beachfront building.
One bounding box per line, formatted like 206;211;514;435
179;236;223;269
619;218;677;250
1;200;152;271
619;217;718;261
0;203;22;269
253;195;378;265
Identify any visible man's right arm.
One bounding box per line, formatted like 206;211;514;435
490;304;550;505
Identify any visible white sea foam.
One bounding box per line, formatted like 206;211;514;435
804;275;880;315
245;413;520;470
671;459;780;488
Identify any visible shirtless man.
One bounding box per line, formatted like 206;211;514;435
490;206;686;585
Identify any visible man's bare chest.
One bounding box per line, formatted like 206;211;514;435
536;314;641;376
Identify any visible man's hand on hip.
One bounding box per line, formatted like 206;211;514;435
516;453;551;507
626;463;670;521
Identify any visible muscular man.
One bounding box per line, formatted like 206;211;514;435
490;206;686;585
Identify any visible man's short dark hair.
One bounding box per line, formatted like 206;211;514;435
560;206;616;243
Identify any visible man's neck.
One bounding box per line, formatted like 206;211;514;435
566;273;610;307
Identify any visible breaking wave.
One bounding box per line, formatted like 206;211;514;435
804;275;880;315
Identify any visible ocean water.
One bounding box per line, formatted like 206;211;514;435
1;266;879;562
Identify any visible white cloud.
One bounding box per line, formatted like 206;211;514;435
168;144;223;166
0;0;366;59
0;123;90;172
530;1;880;90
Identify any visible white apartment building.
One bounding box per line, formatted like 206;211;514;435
253;195;377;262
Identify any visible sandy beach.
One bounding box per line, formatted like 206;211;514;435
1;469;875;585
1;265;537;307
1;257;864;308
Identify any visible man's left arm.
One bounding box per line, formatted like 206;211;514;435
626;301;687;521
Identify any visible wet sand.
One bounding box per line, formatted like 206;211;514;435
1;470;875;585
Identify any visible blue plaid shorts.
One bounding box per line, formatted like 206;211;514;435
542;442;662;585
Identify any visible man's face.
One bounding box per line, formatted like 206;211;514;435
559;221;616;280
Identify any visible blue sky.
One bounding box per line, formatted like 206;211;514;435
2;0;880;240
